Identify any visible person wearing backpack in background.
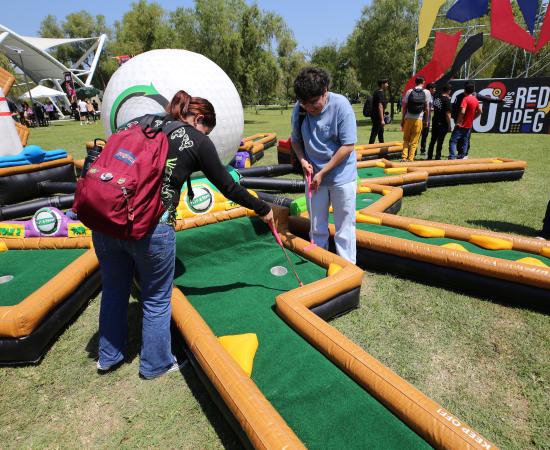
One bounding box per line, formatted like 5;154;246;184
400;75;430;161
362;93;373;120
369;78;389;144
89;90;274;379
419;82;436;156
448;81;482;160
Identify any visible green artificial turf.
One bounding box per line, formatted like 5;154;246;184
0;249;86;306
357;166;392;179
173;216;429;449
355;222;550;265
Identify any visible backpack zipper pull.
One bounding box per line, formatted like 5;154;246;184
121;186;135;221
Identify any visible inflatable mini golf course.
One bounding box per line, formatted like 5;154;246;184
169;208;496;449
0;247;99;363
171;215;428;449
2;154;549;448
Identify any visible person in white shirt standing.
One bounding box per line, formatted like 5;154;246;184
77;98;88;125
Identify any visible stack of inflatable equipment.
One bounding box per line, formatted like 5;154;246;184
161;180;498;449
0;67;98;364
0;67;79;221
277;137;403;165
288;157;549;305
0;69;77;222
231;132;277;169
239;149;527;198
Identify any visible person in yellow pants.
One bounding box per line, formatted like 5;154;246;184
401;75;430;161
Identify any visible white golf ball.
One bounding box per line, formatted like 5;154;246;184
101;49;244;166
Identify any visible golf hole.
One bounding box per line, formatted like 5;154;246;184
270;266;288;277
0;275;14;285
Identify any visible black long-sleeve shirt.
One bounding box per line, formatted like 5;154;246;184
121;115;270;224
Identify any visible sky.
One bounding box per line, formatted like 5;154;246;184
1;0;368;53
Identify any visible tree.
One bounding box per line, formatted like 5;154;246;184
348;0;421;98
34;1;307;103
112;0;171;55
310;43;362;100
169;0;300;105
276;32;306;104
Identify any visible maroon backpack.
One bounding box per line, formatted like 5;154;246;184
73;116;183;240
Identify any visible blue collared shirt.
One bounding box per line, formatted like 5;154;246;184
291;93;357;186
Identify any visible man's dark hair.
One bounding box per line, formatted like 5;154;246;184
442;83;452;93
294;67;331;102
415;75;425;85
465;81;475;94
378;78;389;87
426;82;436;90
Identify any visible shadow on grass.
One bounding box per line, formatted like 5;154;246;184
177;281;285;296
466;219;541;237
175;333;245;450
244;119;268;125
85;301;143;363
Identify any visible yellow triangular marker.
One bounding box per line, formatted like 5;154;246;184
441;243;468;252
516;257;548;268
0;242;8;252
218;333;258;377
327;263;343;277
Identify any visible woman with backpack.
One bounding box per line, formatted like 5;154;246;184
92;90;274;379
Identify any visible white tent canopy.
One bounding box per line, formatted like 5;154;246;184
19;85;67;99
0;23;106;87
19;84;69;118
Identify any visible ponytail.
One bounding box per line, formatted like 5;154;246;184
166;90;216;128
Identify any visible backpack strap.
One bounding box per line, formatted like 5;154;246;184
161;119;195;201
162;119;185;136
297;106;307;148
139;114;164;138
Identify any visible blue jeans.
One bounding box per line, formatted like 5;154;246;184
448;126;472;159
92;223;176;378
308;180;357;263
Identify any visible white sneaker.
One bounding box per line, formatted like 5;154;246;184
139;359;188;380
96;359;123;373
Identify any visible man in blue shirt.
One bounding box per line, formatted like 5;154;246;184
290;67;358;263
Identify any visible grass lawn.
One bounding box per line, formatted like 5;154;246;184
0;108;549;449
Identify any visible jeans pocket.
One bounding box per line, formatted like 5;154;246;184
144;225;175;262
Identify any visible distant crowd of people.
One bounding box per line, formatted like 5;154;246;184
8;97;100;127
365;76;484;161
10;101;55;127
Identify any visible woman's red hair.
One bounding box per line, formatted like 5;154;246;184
166;90;216;128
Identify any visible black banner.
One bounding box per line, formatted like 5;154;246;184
449;78;550;134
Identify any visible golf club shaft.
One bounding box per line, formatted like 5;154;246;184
269;222;303;287
279;244;304;287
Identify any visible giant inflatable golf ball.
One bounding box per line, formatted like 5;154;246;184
101;49;243;165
